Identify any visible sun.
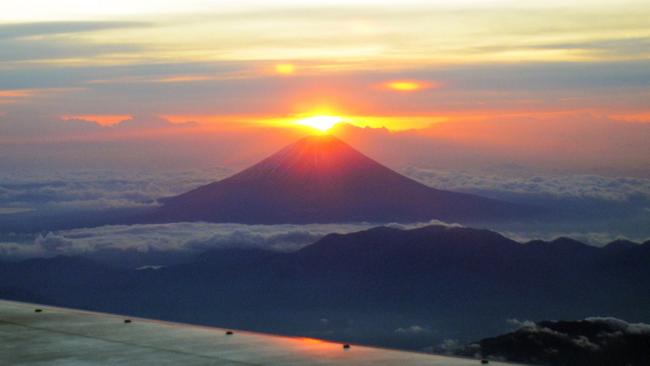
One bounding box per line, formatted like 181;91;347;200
297;115;342;132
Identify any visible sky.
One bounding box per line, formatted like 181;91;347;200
0;0;649;171
0;0;650;258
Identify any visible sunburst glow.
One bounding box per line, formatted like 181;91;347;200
297;115;342;132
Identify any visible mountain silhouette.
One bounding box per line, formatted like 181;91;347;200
2;225;649;350
155;135;531;223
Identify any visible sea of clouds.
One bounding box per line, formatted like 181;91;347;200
401;167;650;202
1;167;649;260
0;168;229;212
2;167;649;213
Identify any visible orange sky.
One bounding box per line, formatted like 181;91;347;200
0;0;648;174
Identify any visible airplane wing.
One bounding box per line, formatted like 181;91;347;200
0;299;522;365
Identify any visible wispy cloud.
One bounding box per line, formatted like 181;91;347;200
0;21;149;40
395;325;430;335
0;38;143;62
0;87;83;105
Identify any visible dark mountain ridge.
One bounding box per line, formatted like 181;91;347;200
1;225;649;350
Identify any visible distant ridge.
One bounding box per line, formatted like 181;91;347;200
154;135;534;224
2;224;650;350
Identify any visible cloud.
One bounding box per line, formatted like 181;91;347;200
509;317;650;337
136;265;164;270
0;112;200;142
584;317;650;335
0;167;230;211
502;317;650;354
0;61;244;91
526;37;650;58
0;61;648;179
0;207;33;215
437;339;462;354
1;166;648;247
3;57;650;121
0;21;149;40
0;21;149;63
402;168;650;202
0;24;146;63
0;220;455;259
0;242;43;258
461;317;650;364
0;38;142;62
508;321;596;350
506;318;536;329
395;325;430;335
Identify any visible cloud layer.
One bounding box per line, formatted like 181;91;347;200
3;165;649;216
402;168;650;202
0;168;229;211
0;220;454;259
0;166;648;254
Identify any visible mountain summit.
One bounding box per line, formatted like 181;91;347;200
156;135;530;223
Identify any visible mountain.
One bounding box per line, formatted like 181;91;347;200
154;135;533;224
2;225;649;350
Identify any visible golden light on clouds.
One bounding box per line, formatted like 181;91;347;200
161;112;450;132
0;88;83;104
63;115;131;126
382;80;436;92
610;112;650;123
0;90;35;98
275;63;296;75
